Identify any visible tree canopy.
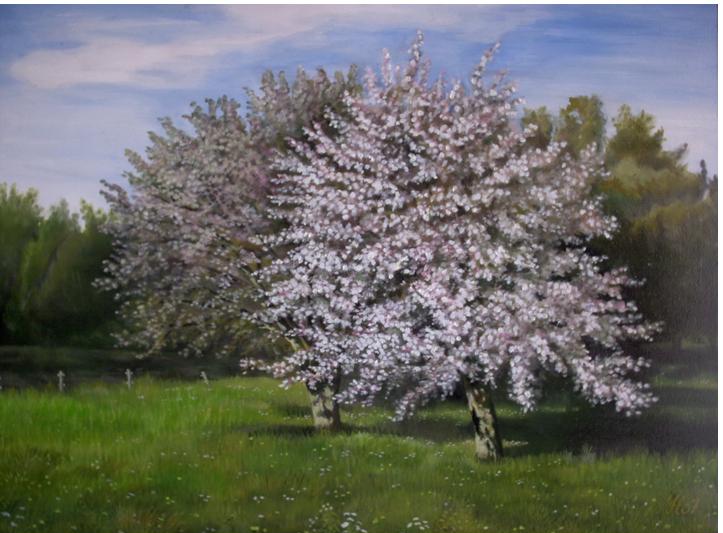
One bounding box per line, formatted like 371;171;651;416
0;188;116;345
522;98;717;347
251;34;657;456
600;106;716;346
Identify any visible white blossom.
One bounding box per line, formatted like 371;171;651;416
264;32;658;417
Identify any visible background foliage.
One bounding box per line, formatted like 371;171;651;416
523;98;717;349
0;187;116;346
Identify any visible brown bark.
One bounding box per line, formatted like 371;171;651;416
306;382;341;431
462;376;503;461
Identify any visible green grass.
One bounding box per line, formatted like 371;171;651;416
0;351;716;533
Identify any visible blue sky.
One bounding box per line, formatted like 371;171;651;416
0;5;717;210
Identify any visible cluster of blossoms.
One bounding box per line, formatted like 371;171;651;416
103;33;657;440
260;32;657;418
100;97;269;358
101;67;359;362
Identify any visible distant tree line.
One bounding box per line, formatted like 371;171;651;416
0;185;117;345
0;96;715;350
523;96;717;349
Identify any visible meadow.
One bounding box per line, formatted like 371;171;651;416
0;345;716;533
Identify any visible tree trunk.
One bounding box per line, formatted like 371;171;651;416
462;377;503;461
306;382;341;431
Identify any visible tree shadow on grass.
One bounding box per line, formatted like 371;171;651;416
234;401;716;458
247;424;318;438
500;384;717;457
565;386;717;455
350;416;471;443
272;402;314;419
238;380;717;458
656;385;717;409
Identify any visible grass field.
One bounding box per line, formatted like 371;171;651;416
0;346;717;533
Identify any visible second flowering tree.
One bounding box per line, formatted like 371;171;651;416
101;68;362;430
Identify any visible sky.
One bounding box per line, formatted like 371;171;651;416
0;4;717;210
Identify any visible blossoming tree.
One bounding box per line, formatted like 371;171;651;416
100;96;269;359
269;32;658;459
101;67;361;429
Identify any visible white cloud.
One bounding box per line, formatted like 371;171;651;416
0;86;157;209
11;33;283;90
10;6;551;90
221;5;550;39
